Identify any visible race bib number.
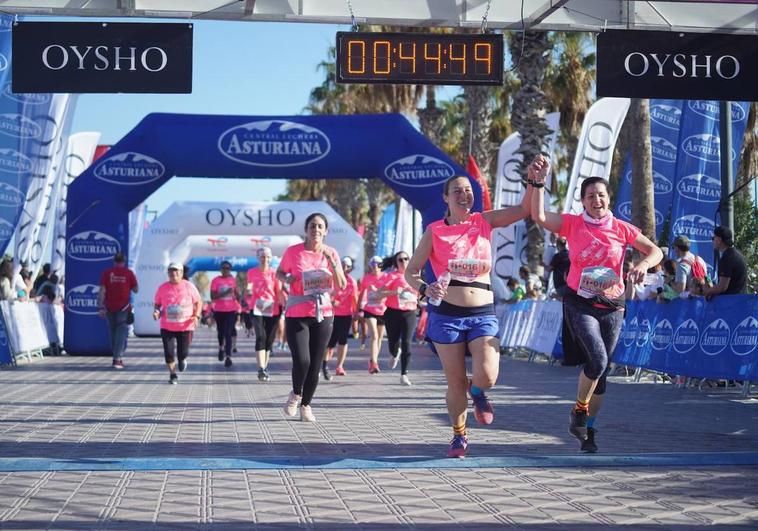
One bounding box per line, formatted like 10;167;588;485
218;284;234;299
166;303;189;323
302;268;332;295
367;289;385;305
253;298;275;317
398;289;416;310
577;266;622;299
448;258;490;282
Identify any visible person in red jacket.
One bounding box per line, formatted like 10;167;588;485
98;252;138;370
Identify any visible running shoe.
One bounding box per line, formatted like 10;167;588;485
283;391;301;417
388;355;399;370
569;408;588;442
335;366;346;376
112;359;124;370
232;347;238;354
368;361;380;374
257;368;269;382
300;405;316;422
447;434;468;458
218;349;224;361
169;373;178;385
224;356;233;368
400;374;412;386
581;427;598;453
359;343;366;351
178;358;187;372
468;381;494;425
322;364;332;381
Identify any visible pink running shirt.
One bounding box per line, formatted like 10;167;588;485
384;270;418;311
332;274;358;317
279;243;339;319
428;212;492;281
210;275;238;312
154;280;201;332
359;272;389;315
559;213;640;300
245;267;282;317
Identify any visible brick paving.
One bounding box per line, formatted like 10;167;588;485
0;327;757;529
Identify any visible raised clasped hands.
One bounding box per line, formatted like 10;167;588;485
529;155;550;184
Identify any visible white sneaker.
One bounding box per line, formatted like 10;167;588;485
300;405;316;422
400;374;412;386
283;391;301;417
388;355;399;370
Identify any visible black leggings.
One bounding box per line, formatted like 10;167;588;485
214;311;236;357
328;315;353;348
252;313;280;352
161;329;191;364
384;307;417;375
286;316;333;407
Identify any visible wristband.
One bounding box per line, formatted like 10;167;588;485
529;180;545;188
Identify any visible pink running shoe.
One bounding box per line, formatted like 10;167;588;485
447;434;468;458
335;366;346;376
469;380;494;425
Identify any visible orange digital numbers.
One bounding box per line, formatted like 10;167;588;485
474;43;492;75
424;43;442;74
347;40;365;74
398;42;416;74
373;40;391;75
449;43;466;75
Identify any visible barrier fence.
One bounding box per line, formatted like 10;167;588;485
0;301;64;367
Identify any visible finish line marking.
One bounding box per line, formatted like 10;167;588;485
1;452;758;472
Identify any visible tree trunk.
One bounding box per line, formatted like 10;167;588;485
463;85;494;181
629;98;656;241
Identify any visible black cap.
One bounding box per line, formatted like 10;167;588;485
114;252;126;263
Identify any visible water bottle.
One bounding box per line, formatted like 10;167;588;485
428;271;451;307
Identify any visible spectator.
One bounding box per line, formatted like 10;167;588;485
32;263;51;296
672;235;710;294
505;278;525;304
36;273;61;304
518;265;543;293
0;259;15;301
634;262;664;301
547;236;571;299
98;252;139;369
13;260;29;301
704;225;747;299
656;259;680;303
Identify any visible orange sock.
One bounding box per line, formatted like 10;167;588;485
574;399;589;413
453;424;466;436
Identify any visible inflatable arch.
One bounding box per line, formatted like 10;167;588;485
65;113;475;354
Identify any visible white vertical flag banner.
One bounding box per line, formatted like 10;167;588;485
50;131;101;276
14;93;71;271
128;203;148;268
564;98;630;214
393;198;421;255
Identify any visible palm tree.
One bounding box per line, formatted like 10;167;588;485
629;99;656;240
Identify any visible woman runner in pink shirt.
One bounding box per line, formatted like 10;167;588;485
382;251;418;385
324;256;358;379
405;175;533;458
276;213;347;422
210;260;240;367
530;155;662;453
358;256;393;374
153;263;202;385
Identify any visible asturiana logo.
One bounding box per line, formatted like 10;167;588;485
650;103;682;130
687;100;747;123
731;316;758;356
617;201;632;221
651;319;673;351
0;148;33;175
218;120;331;167
622;317;638;348
0;218;14;240
676;173;721;203
65;284;100;316
671;214;714;243
67;231;121;262
650;136;677;163
673;318;700;353
0;113;42;139
0;182;24;207
636;318;651;348
384;154;455;188
681;134;732;163
2;84;51;105
94;152;165;186
700;318;731;356
653;171;673;195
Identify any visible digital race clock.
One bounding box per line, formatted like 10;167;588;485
336;32;504;86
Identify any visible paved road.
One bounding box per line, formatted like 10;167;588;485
0;327;756;529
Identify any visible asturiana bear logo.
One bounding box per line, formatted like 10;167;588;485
671;214;714;243
218;120;331;167
0;182;24;207
700;318;731;356
653;171;673;195
650;103;682;130
731;316;758;356
0;114;42;139
636;318;651;348
67;231;121;262
681;134;734;163
651;319;673;351
384;155;455;188
673;318;700;353
650;136;677;163
676;173;721;203
688;100;746;123
2;84;51;105
94;152;165;185
65;284;101;315
0;148;33;175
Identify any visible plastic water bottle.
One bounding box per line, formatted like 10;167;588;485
428;271;451;307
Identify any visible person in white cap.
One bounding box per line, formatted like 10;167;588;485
153;263;202;385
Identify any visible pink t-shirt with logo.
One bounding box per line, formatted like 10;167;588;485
384;270;418;311
360;272;389;315
211;275;238;312
154;280;202;332
428;212;492;281
245;267;282;317
559;213;640;300
332;275;358;317
278;243;339;319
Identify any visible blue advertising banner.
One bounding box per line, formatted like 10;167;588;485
614;99;682;240
0;308;12;366
613;296;758;381
375;202;396;259
668;101;749;271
